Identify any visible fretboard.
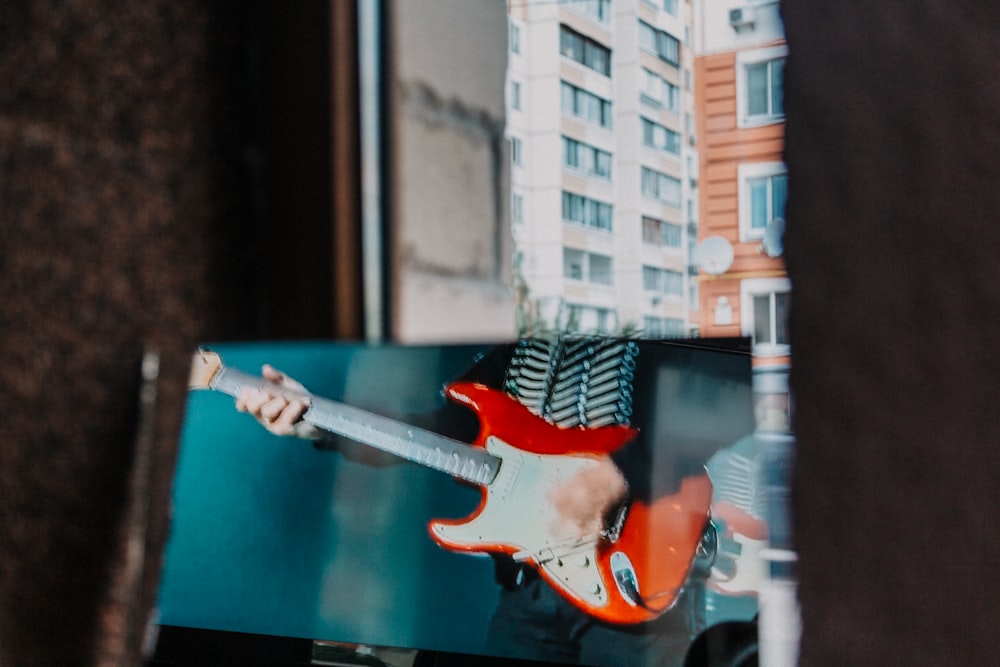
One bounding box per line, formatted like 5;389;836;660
210;366;500;486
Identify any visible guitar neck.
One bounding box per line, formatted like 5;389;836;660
210;366;500;486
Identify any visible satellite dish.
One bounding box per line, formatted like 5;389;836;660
694;235;734;275
762;217;785;257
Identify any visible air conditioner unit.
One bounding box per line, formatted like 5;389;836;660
729;6;755;29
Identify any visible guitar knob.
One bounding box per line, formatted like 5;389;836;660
575;555;590;568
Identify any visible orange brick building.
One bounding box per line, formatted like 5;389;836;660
694;5;788;372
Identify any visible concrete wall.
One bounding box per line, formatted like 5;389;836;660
388;0;517;343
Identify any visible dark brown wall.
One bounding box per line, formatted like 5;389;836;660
782;1;1000;664
0;1;357;663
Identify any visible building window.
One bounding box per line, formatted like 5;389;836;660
510;136;522;166
510;80;521;111
640;68;679;113
560;25;611;76
567;304;617;334
562;136;612;179
510;22;521;54
642;265;684;297
643;316;686;338
638;21;680;66
641;117;681;156
737;45;788;127
512;193;523;224
561;0;611;23
747;58;784;119
563;191;613;231
663;0;679;16
642;216;682;248
641;166;682;207
741;278;791;355
564;248;614;286
739;162;787;241
561;81;612;128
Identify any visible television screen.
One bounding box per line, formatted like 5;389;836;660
155;337;764;666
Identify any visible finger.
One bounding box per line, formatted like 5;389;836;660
260;396;290;423
270;399;308;436
241;389;272;416
261;364;285;383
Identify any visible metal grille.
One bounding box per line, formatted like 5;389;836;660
504;336;639;428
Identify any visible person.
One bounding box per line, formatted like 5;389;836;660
234;336;719;667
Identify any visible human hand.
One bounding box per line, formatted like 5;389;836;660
550;456;628;539
234;365;321;440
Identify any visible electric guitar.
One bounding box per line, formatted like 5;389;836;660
188;350;713;625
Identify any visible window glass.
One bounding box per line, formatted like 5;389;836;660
747;62;768;116
753;294;772;344
589;254;613;285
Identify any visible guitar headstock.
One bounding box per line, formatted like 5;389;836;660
188;348;224;390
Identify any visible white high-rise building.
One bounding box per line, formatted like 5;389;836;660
507;0;699;337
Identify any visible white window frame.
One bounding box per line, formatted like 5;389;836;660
511;193;523;224
566;304;618;334
641;117;682;157
643;316;686;338
510;136;523;167
510;80;521;111
738;161;787;242
736;45;787;128
642;265;684;298
641;166;682;208
561;0;611;24
562;136;613;180
740;277;791;356
563;248;614;286
509;21;521;55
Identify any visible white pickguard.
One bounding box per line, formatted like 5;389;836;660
430;436;611;609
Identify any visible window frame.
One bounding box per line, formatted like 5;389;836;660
562;136;613;180
736;45;788;128
641;264;684;298
638;20;680;67
562;191;614;231
639;68;680;113
641;117;682;156
641;215;682;249
738;161;787;242
640;166;682;207
740;277;792;356
560;80;613;129
560;0;611;24
510;80;521;111
643;316;686;338
563;247;615;286
559;24;612;77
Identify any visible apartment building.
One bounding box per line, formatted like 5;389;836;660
693;0;789;370
507;0;699;337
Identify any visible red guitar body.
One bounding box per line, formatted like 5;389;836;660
428;382;713;625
